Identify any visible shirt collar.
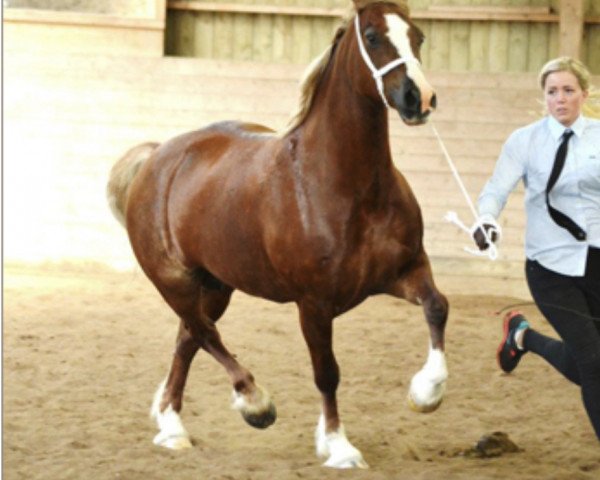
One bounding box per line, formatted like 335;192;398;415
547;114;586;140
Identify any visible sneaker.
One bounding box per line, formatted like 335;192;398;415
497;311;530;373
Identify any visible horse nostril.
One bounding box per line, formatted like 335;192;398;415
430;93;437;110
404;88;419;109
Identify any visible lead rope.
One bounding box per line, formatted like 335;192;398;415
430;122;501;260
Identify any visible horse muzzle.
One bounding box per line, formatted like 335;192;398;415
391;78;437;126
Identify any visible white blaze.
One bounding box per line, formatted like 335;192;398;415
384;14;435;113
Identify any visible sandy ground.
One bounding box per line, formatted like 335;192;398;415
3;262;599;480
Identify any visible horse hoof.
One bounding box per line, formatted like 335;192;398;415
153;431;193;450
407;392;443;413
315;414;368;469
241;402;277;429
407;359;447;414
232;385;277;429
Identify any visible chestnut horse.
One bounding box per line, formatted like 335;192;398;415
107;0;447;469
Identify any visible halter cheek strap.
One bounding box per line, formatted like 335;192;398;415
354;14;420;108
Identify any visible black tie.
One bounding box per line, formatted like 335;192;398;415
545;129;587;241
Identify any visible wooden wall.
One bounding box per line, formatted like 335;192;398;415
164;0;600;73
3;4;598;291
9;18;598;282
6;0;162;17
4;1;167;56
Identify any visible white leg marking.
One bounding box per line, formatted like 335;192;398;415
314;414;369;469
150;378;192;449
384;14;436;112
407;346;448;413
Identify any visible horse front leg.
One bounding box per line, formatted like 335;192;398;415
390;254;449;413
407;286;449;413
298;303;368;469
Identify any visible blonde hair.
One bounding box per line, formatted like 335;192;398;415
538;56;600;119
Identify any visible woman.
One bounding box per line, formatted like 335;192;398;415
473;57;600;440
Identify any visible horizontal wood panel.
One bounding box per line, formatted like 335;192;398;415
6;48;597;278
4;10;165;56
166;1;600;24
163;0;600;73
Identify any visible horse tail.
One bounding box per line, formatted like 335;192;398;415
107;142;159;227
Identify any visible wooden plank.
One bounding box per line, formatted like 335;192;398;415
253;13;274;62
428;21;451;71
272;0;294;63
4;18;164;57
584;25;600;74
177;11;196;57
429;5;551;15
213;11;234;59
548;23;560;60
168;1;347;17
194;12;215;58
291;15;313;64
559;0;584;58
589;0;600;16
449;21;470;71
507;22;529;72
233;13;254;61
164;9;178;55
527;22;550;74
469;21;489;71
310;16;335;62
8;51;552;87
424;5;557;22
154;0;167;22
166;2;565;22
4;8;165;30
488;21;509;73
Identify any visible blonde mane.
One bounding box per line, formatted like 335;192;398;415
280;41;341;136
280;1;410;137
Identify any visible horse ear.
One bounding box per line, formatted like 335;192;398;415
352;0;370;10
333;26;346;44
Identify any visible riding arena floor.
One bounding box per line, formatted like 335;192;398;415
4;262;599;480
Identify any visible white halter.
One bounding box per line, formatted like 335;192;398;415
354;14;420;108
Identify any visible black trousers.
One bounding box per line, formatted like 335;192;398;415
523;247;600;441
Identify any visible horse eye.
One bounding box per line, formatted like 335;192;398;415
365;28;378;46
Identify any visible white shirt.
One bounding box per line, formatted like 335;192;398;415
478;115;600;276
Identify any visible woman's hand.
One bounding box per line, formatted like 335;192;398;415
473;224;499;251
471;214;501;251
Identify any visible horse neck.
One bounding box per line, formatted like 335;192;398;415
299;47;393;189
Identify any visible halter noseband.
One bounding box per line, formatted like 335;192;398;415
354;14;420;108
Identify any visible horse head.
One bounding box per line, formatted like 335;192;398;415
352;0;436;125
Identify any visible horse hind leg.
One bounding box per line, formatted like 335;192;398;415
390;254;449;413
151;321;199;449
152;275;276;450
